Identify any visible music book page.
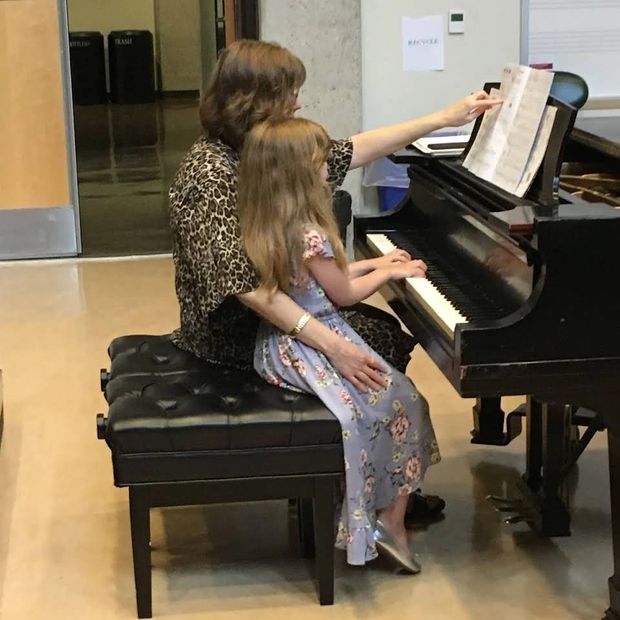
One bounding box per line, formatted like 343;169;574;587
463;64;554;197
515;105;557;197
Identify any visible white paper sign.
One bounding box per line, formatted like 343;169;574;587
402;15;444;72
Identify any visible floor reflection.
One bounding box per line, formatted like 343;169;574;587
74;98;200;256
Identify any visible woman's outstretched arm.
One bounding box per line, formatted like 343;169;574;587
349;91;502;169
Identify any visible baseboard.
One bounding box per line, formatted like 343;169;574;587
158;90;200;100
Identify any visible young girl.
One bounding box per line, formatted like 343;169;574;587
237;118;441;572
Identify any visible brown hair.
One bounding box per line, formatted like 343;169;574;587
199;39;306;151
238;118;348;294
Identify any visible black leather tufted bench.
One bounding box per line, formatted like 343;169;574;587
97;334;344;618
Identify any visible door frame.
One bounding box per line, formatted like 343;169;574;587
58;0;82;255
225;0;259;45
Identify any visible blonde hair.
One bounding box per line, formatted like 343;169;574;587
200;39;306;150
238;118;348;293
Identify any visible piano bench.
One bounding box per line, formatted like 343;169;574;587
96;334;343;619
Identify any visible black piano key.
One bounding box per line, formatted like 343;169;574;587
387;230;510;322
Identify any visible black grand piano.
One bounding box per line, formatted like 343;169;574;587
354;83;620;619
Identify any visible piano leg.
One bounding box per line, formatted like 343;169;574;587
517;398;571;537
523;396;543;490
471;397;504;444
539;401;572;536
471;397;523;446
604;415;620;620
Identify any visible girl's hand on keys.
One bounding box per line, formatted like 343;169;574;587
389;259;427;280
375;248;412;269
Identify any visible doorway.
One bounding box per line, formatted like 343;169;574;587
66;0;257;256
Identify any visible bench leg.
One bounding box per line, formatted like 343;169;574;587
313;477;335;605
129;487;152;618
298;498;316;558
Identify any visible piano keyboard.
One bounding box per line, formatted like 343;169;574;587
366;233;469;337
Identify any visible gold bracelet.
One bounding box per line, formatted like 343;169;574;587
289;311;312;338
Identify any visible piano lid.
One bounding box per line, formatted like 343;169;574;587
573;115;620;158
560;114;620;207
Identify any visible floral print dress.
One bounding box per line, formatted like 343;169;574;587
254;228;441;566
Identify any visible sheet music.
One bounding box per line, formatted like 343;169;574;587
461;87;503;180
515;105;557;197
463;64;554;197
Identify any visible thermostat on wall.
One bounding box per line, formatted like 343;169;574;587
449;10;465;34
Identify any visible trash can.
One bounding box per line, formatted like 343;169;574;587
68;31;107;105
108;30;156;104
363;157;409;211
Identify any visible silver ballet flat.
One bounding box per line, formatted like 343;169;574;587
374;519;421;574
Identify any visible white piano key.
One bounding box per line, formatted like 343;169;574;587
366;233;397;256
366;233;468;338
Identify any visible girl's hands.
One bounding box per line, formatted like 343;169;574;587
389;259;427;280
373;248;411;269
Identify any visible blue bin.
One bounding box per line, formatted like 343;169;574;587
378;186;408;212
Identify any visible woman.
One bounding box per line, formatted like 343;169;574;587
168;39;499;516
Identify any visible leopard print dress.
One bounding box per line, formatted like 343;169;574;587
169;136;416;372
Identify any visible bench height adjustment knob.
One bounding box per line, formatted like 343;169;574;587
96;414;107;439
100;369;111;392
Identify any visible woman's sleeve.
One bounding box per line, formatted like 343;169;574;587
170;180;260;313
326;138;353;188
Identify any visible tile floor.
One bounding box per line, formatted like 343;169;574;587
0;256;612;619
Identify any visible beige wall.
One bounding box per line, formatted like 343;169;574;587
67;0;156;38
199;0;218;93
0;0;70;210
155;0;201;92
